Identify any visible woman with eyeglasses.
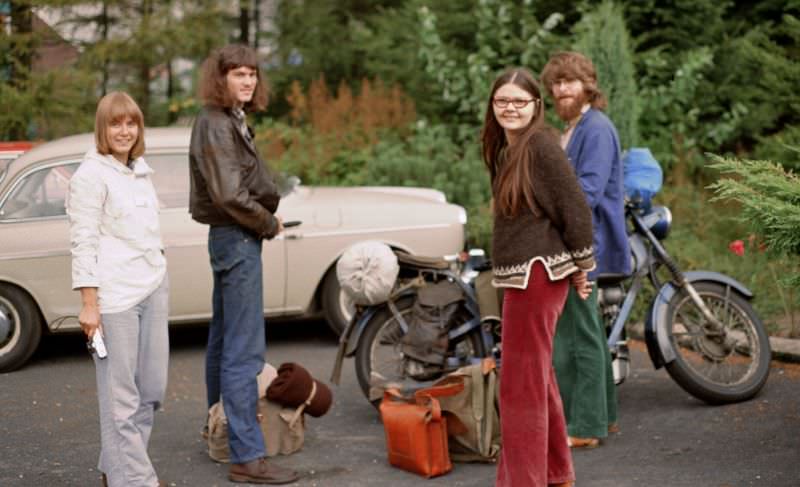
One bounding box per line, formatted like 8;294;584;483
481;68;596;487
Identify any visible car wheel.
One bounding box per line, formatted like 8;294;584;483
0;284;43;372
321;267;355;336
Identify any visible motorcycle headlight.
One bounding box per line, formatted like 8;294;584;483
643;205;672;240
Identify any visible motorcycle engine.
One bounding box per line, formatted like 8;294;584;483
598;286;625;319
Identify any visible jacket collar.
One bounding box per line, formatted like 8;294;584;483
225;108;257;157
85;148;154;177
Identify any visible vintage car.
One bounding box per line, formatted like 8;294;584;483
0;127;466;372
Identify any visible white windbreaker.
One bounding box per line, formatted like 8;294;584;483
67;148;166;314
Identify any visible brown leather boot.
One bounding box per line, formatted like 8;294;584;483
229;457;299;484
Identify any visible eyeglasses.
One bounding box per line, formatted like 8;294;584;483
493;97;537;109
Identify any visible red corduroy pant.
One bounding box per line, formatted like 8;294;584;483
495;262;574;487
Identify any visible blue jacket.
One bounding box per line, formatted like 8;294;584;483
565;109;631;279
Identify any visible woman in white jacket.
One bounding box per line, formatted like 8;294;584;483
67;91;168;487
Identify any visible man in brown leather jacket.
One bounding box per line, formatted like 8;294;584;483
189;44;298;485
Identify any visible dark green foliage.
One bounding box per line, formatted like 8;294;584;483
572;1;639;149
265;0;403;118
709;155;800;260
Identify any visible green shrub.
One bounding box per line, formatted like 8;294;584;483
572;1;639;149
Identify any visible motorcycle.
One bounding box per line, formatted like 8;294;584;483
331;199;771;407
600;201;771;404
330;249;498;404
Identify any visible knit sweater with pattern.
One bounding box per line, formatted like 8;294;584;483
491;130;596;289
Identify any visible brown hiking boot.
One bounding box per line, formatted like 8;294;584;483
229;457;299;484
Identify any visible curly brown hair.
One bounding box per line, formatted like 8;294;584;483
481;68;546;218
540;51;607;111
198;44;268;112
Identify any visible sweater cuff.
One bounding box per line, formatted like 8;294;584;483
570;247;596;272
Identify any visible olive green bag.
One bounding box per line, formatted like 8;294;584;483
420;358;501;462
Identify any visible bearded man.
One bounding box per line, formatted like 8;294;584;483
541;51;631;449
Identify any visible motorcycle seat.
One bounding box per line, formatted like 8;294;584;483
596;273;631;286
395;252;451;271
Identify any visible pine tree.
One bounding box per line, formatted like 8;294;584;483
572;1;639;149
709;154;800;289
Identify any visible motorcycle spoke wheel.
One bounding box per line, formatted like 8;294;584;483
664;282;770;404
354;298;483;406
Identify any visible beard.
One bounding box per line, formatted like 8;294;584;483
554;91;588;123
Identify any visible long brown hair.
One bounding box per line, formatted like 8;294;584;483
481;68;545;218
540;51;607;111
198;44;268;112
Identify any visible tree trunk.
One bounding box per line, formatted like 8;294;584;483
253;0;260;49
239;0;250;45
138;0;153;118
167;59;176;124
100;1;110;96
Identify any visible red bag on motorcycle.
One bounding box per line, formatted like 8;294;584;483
379;384;462;478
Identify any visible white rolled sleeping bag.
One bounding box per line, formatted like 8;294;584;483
336;241;399;305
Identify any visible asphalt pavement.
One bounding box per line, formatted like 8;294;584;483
1;320;799;487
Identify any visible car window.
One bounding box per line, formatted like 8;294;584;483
0;163;79;220
147;153;189;209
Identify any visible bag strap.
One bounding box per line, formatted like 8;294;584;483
413;380;464;401
415;393;442;422
288;381;317;429
481;362;497;456
383;387;407;402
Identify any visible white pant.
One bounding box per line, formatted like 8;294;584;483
95;277;169;487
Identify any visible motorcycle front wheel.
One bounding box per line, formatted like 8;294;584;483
354;296;486;406
664;282;771;404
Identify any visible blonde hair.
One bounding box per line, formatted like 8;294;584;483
94;91;145;160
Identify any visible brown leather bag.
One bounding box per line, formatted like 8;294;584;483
379;386;460;478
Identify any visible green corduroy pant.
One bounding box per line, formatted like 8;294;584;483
553;285;617;439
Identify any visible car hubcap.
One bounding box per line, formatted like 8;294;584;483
0;297;19;351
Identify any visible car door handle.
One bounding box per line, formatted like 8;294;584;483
285;233;303;240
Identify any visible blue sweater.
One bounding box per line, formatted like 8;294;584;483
565;109;631;279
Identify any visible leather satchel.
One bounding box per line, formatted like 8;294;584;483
379;384;462;478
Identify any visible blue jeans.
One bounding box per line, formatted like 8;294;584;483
206;225;266;464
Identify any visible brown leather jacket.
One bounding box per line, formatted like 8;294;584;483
189;106;280;239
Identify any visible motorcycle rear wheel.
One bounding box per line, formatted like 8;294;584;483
354;296;486;406
664;282;771;404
